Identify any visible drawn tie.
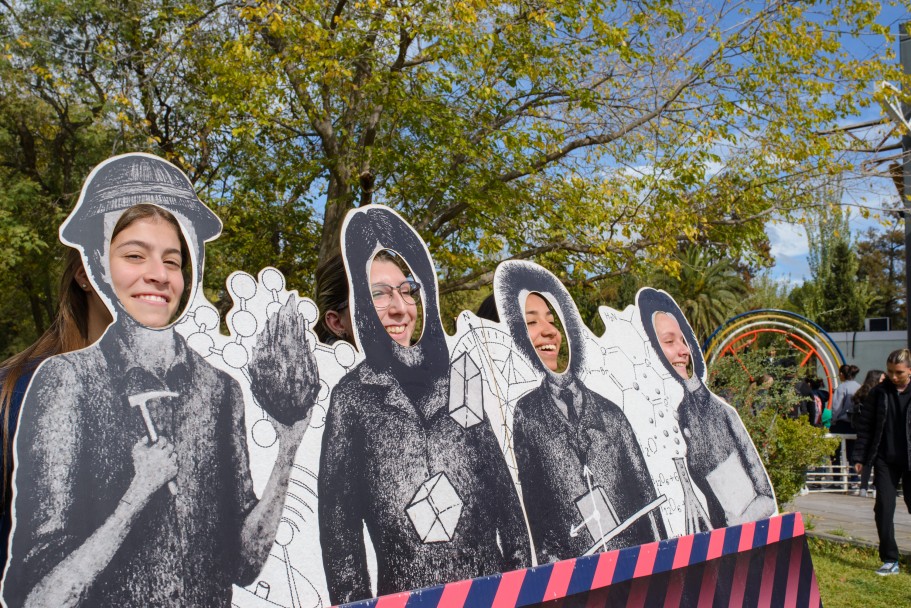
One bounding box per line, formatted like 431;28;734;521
560;388;578;423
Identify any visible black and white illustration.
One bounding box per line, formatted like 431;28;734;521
448;313;540;493
175;268;361;608
316;207;531;605
492;262;667;564
3;154;319;607
585;301;701;537
3;153;778;607
635;288;777;529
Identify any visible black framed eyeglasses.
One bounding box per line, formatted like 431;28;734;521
370;280;421;310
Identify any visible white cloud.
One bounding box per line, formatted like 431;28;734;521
769;255;811;284
767;222;808;258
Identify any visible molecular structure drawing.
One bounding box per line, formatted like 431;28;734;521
177;267;363;608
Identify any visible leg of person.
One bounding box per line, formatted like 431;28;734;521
872;458;901;574
860;465;871;496
831;429;844;466
845;435;857;487
903;469;911;515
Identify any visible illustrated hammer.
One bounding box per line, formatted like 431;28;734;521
128;390;180;495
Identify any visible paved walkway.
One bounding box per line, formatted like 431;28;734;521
787;492;911;557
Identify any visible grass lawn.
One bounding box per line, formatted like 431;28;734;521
810;537;911;607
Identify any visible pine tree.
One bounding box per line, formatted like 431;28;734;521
856;221;905;329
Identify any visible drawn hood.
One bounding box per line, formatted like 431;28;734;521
59;152;221;330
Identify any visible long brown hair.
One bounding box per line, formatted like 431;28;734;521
852;369;885;410
1;248;90;502
1;203;189;502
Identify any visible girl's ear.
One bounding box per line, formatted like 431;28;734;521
74;264;91;291
324;310;347;339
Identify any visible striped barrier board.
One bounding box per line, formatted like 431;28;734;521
338;513;820;608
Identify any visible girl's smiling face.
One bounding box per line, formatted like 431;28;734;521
654;312;690;379
370;258;418;347
109;217;185;328
525;293;562;372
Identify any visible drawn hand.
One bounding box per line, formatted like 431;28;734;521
130;436;178;502
249;296;320;427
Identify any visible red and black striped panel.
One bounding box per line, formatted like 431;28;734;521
338;513;821;608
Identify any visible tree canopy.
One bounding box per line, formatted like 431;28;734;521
787;192;880;332
856;216;905;329
652;246;748;343
1;0;908;354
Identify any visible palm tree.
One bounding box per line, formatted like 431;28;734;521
653;246;749;344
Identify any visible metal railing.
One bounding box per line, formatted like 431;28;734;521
803;433;875;495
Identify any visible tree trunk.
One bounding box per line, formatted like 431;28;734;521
318;174;354;266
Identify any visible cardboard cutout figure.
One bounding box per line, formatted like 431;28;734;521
494;262;666;564
317;207;531;605
3;153;317;608
587;302;700;537
637;288;776;528
3;163;781;608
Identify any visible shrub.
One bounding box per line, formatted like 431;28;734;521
707;344;838;507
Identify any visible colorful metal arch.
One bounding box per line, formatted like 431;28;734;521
702;309;846;406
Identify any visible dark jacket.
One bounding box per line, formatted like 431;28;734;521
853;381;911;468
1;366;38;572
5;330;256;607
318;363;531;605
513;381;664;563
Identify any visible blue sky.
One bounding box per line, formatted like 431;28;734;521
767;7;909;284
767;175;901;282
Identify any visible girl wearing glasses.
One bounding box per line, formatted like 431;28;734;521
316;251;419;348
317;207;530;605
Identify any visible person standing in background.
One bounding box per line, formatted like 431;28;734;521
853;350;911;576
831;364;861;434
852;369;885;497
830;364;861;472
